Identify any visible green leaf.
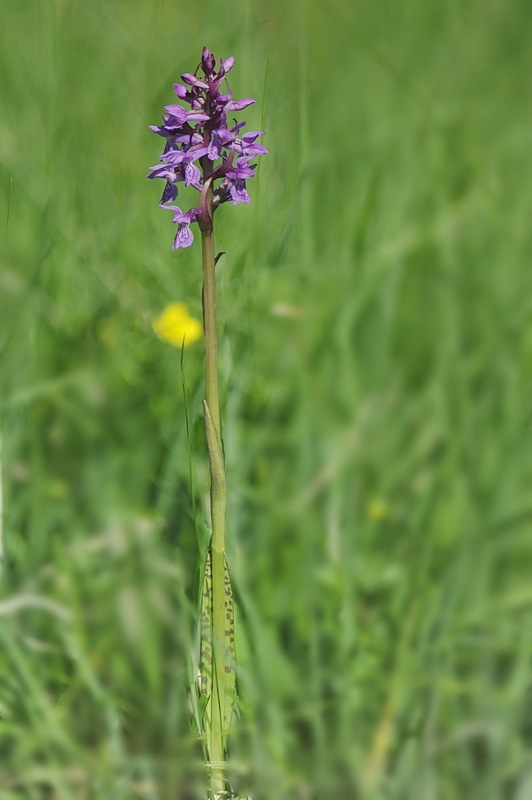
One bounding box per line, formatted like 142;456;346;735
199;547;236;756
222;553;236;736
200;548;213;701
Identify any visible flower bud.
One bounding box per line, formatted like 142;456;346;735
201;47;215;75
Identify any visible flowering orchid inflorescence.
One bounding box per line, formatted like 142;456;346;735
147;47;267;249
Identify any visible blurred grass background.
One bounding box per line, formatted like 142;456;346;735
1;0;532;797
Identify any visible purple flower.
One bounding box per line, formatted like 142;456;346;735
148;48;267;248
163;104;210;124
147;163;181;204
234;131;269;157
224;97;256;112
221;56;235;74
201;47;216;75
147;163;177;181
227;179;250;205
181;73;208;89
183;161;201;188
164;206;200;249
226;156;255;180
207;128;235;160
161;181;178;205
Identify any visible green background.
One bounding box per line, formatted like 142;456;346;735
1;0;532;797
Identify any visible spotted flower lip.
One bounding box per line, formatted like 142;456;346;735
227;179;250;205
162;205;200;249
148;47;267;248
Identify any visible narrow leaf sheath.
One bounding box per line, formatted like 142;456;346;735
199;548;236;755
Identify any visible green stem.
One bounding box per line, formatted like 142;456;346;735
201;224;227;797
202;226;221;437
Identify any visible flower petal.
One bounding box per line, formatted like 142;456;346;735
181;72;208;89
221;56;235;73
173;223;194;248
184;162;201;187
159;181;178;205
227;179;250;205
228;97;255;111
173;83;189;99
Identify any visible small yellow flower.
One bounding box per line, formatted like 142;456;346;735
366;499;389;522
152;302;202;348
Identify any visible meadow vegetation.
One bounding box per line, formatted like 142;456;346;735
1;1;532;797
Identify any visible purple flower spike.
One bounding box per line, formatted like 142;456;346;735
148;48;267;249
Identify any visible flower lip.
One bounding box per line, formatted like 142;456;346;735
225;178;250;205
161;206;200;249
183;162;201;188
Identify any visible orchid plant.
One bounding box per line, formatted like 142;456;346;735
148;48;267;798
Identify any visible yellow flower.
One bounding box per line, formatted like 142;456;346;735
366;499;389;522
152;302;202;347
46;479;69;500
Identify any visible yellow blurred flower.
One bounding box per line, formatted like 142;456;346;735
47;479;69;500
152;302;202;347
366;499;390;522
